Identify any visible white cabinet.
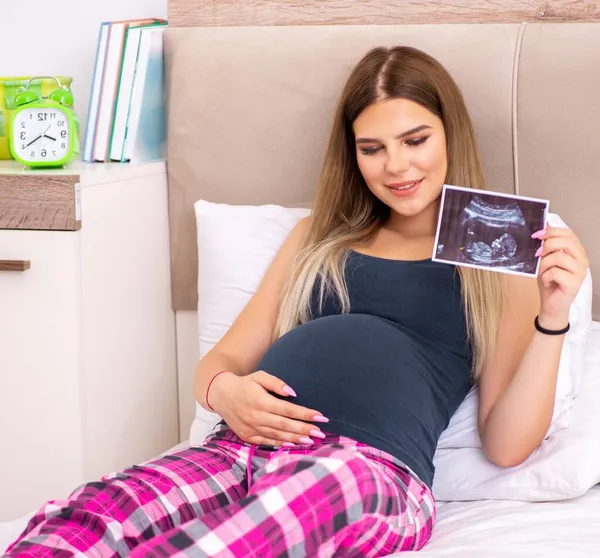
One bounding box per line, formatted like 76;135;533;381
0;161;178;520
0;231;84;519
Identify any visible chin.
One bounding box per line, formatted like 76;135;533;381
388;201;430;217
380;191;432;217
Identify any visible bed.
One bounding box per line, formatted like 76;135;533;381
3;20;600;557
164;21;600;556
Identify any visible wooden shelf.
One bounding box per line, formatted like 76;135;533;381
0;173;81;231
0;159;165;231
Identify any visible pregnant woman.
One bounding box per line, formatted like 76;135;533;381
6;46;588;557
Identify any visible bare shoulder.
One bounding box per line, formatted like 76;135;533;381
257;214;312;289
291;215;312;241
273;215;312;263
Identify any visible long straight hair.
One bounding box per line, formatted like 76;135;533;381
274;46;505;380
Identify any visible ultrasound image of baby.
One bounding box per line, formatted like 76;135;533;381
434;186;549;277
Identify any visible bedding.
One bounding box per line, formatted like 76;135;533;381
402;484;600;557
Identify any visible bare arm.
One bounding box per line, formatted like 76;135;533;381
477;277;562;467
478;226;588;467
194;217;311;410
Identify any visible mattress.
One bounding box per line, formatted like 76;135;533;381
2;331;599;557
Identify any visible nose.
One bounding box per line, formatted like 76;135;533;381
385;146;410;176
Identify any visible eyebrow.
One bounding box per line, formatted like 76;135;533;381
355;124;433;144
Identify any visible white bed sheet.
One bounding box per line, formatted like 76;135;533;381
2;332;599;557
0;514;32;556
401;485;600;557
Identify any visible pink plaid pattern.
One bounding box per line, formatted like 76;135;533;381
6;425;435;557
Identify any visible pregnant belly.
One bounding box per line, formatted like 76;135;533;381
256;314;435;425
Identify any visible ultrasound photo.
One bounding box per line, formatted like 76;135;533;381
433;185;549;277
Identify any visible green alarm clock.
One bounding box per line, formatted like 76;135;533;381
9;76;80;168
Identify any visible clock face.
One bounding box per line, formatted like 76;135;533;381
12;108;71;163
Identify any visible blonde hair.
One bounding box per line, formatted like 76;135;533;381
274;46;505;380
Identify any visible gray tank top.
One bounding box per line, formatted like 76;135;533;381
257;250;473;488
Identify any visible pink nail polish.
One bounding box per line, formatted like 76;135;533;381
282;442;295;447
531;230;545;239
535;246;543;258
283;385;297;397
313;415;330;423
310;430;326;439
299;436;314;445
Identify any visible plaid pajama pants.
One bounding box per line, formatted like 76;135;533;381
6;424;435;557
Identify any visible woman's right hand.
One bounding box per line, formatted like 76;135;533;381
207;370;329;447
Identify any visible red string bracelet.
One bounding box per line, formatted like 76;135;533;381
206;370;229;411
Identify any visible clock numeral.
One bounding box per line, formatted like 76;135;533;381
30;151;35;158
22;144;26;150
41;149;47;158
61;130;67;138
50;113;56;120
20;132;26;140
61;142;66;149
20;122;26;128
52;151;56;156
37;113;46;121
57;120;64;127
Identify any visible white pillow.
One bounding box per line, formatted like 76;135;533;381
191;200;596;500
433;324;600;502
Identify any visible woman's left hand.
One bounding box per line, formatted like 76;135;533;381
532;226;589;328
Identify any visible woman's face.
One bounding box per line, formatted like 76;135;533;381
353;98;448;221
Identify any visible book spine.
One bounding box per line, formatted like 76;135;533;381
92;23;127;162
122;31;153;161
82;23;110;162
109;28;143;161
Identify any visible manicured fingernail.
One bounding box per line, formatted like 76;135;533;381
299;436;314;445
282;442;295;447
313;415;329;423
310;430;326;439
531;230;546;239
535;246;543;258
282;385;297;397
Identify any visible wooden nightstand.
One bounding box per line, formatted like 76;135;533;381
0;160;178;520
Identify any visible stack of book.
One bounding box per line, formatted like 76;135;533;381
83;18;167;163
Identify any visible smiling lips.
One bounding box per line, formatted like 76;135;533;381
385;178;424;197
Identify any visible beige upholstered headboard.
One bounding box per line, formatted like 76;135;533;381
164;22;600;320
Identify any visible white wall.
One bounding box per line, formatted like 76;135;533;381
1;1;168;136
